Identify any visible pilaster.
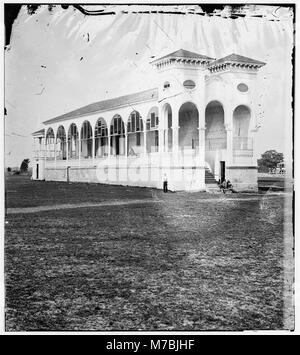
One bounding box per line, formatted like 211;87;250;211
198;126;206;165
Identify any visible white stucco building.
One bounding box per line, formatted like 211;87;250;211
32;49;265;192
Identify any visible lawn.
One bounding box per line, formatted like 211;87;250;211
5;175;288;331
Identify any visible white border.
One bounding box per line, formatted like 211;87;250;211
0;0;298;336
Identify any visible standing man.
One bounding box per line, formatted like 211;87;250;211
163;173;168;193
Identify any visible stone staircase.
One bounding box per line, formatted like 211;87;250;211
205;168;221;193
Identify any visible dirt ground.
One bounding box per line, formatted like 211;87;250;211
5;175;291;331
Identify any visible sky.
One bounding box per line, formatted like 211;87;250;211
4;4;294;168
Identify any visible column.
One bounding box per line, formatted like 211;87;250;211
44;138;47;169
143;130;147;155
125;132;128;157
41;137;46;178
158;128;164;154
226;127;233;166
66;137;69;164
198;127;206;167
172;126;179;154
171;104;179;155
158;105;165;154
92;133;95;165
250;128;258;166
78;130;81;167
54;136;57;168
108;135;111;158
196;86;206;168
224;106;233;166
165;127;168;153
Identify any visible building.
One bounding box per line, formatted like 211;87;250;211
32;49;265;192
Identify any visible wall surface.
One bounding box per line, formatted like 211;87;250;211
43;164;206;192
226;167;258;191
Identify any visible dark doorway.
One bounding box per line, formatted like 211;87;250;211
36;164;39;180
220;161;225;182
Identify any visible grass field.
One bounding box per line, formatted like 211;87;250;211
5;175;288;331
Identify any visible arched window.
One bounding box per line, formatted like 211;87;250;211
110;115;125;156
80;121;93;158
56;126;67;160
127;111;144;155
146;107;159;153
127;111;143;133
95;118;108;158
146;107;159;131
68;123;79;159
46;127;55;159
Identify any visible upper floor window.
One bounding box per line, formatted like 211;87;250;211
237;83;249;93
146;108;159;131
110;115;125;136
183;80;196;90
127;111;143;133
95;119;108;137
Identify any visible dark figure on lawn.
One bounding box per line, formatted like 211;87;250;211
163;173;168;193
220;179;227;193
226;179;237;193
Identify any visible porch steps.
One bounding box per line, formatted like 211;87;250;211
205;168;218;184
205;168;221;193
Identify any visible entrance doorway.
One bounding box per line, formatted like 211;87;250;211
36;164;39;180
220;161;225;182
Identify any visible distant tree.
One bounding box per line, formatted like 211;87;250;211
20;159;30;174
258;150;284;173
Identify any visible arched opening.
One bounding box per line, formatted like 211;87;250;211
95;118;108;158
179;102;199;151
56;126;67;160
146;107;159;153
80;121;93;158
110;114;125;156
127;111;144;156
233;105;252;151
68;123;79;159
205;101;226;179
205;101;226;151
45;127;55;160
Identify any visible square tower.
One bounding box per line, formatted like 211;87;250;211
151;49;215;105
